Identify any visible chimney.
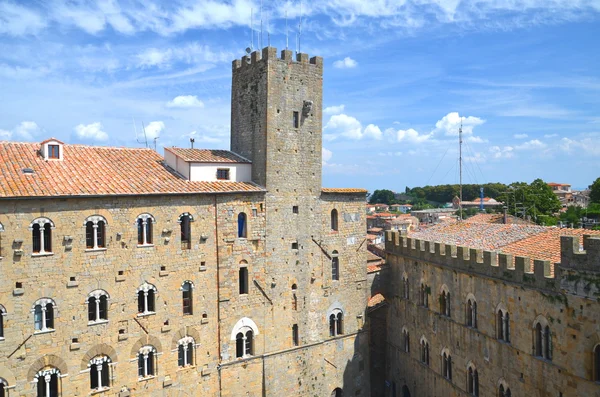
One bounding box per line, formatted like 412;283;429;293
190;138;195;149
503;206;508;224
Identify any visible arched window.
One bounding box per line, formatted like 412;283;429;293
420;283;429;308
331;250;340;281
89;355;111;391
0;304;6;339
291;284;298;311
33;298;55;332
30;217;54;254
497;309;510;342
442;350;452;380
467;364;479;396
534;319;551;360
137;282;157;315
35;367;60;397
236;329;254;358
136;214;154;246
181;281;194;315
87;290;109;323
178;213;193;250
403;328;410;353
331;209;339;231
594;344;600;382
177;336;195;367
237;212;247;238
402;274;409;300
331;388;343;397
467;298;477;328
329;309;344;336
137;345;157;378
292;324;299;346
440;288;451;317
239;266;249;295
0;377;7;397
84;216;107;249
420;338;430;366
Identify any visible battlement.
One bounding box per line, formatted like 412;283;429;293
232;46;323;70
385;231;600;296
560;235;600;271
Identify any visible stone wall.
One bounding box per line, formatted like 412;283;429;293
385;232;600;397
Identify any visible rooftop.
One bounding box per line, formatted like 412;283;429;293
321;188;368;194
0;141;264;198
165;147;251;163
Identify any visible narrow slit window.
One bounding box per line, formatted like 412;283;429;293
293;111;299;128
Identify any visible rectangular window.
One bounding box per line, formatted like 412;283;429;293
48;145;60;159
217;169;230;180
293;111;299;128
239;267;249;294
292;206;299;214
291;242;299;250
292;324;299;346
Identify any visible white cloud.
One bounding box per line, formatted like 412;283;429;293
324;105;345;115
0;121;42;141
333;57;357;69
324;114;383;141
143;121;165;140
363;124;383;140
466;136;487;143
516;139;546;150
544;133;558;138
74;122;109;141
135;43;232;69
385;127;432;143
322;147;333;164
0;2;47;36
489;145;514;159
514;133;528;139
433;112;485;136
559;135;600;156
167;95;204;108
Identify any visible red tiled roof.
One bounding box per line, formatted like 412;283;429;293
0;141;264;198
322;188;368;193
368;293;386;307
165;147;251;163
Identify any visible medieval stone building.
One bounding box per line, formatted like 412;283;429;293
384;226;600;397
0;47;369;397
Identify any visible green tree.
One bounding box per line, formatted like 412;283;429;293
497;179;561;223
590;177;600;204
369;189;396;204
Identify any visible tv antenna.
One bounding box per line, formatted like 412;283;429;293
133;117;148;148
250;8;254;51
190;137;195;149
285;9;289;50
297;0;303;54
459;118;463;221
153;137;158;152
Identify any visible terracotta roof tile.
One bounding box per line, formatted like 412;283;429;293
0;141;264;198
165;147;251;163
368;293;386;307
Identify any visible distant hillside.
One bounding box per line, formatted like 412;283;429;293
406;183;508;203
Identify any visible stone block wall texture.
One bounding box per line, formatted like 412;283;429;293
0;47;369;397
385;232;600;397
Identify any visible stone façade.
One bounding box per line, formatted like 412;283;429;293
0;47;369;397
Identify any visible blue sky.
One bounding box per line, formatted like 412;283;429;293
1;0;599;192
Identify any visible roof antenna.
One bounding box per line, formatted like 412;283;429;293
298;0;303;54
140;121;149;148
250;8;254;51
153;137;158;152
267;6;270;47
285;9;289;50
459;117;463;221
190;137;195;149
260;0;263;49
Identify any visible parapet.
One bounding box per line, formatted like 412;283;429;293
560;235;600;272
232;46;323;70
385;230;556;291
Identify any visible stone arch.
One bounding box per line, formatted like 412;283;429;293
496;377;510;391
326;301;345;319
130;335;163;358
28;217;55;230
495;302;508;314
439;284;450;295
171;326;202;350
82;214;109;227
27;355;68;380
80;344;118;371
465;292;477;303
440;346;451;356
532;314;549;329
230;317;260;340
0;366;16;387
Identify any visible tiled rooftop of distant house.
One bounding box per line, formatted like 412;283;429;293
165;147;251;163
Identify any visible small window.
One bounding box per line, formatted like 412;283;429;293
292;206;299;214
403;275;409;300
403;329;410;353
182;281;193;315
179;213;193;250
0;378;7;397
33;298;55;332
331;251;339;281
136;214;154;246
217;168;230;180
0;305;6;339
499;384;512;397
293;111;299;128
595;344;600;382
420;339;430;366
497;309;510;342
291;284;298;311
35;368;60;397
137;283;157;315
467;298;477;328
292;324;299;346
442;351;452;380
236;329;254;358
239;267;249;295
30;218;54;254
85;216;107;249
467;366;479;396
48;144;60;159
331;209;338;231
292;242;299;250
329;309;343;336
238;212;247;238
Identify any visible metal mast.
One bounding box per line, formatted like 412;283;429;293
459;119;463;221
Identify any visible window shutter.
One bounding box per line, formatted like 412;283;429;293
187;343;194;366
45;303;54;328
101;361;110;387
90;364;98;389
88;298;96;322
178;345;184;367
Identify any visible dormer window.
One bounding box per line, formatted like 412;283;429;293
48;145;60;159
41;138;64;161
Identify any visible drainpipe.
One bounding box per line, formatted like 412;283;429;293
214;194;223;396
